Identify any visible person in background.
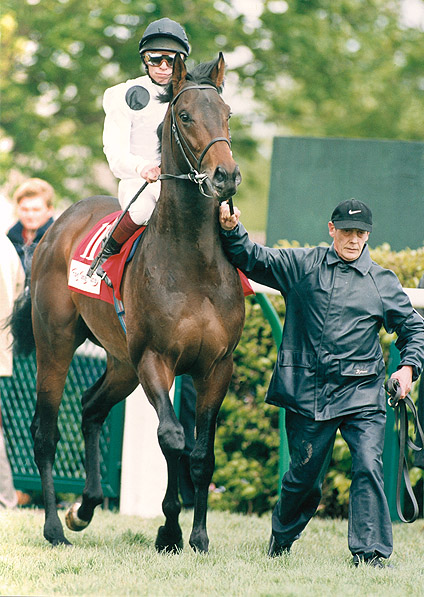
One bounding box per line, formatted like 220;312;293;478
95;17;190;279
7;178;54;280
219;198;424;568
0;234;26;508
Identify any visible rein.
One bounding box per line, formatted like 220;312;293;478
385;378;424;523
159;84;231;199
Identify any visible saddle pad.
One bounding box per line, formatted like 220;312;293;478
68;212;145;304
68;211;254;305
237;270;254;296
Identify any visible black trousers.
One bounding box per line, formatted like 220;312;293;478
271;409;393;558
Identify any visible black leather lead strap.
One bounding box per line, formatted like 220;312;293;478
386;379;424;523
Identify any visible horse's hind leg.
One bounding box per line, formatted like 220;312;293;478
31;395;70;546
31;331;78;546
66;358;138;532
189;357;234;553
31;276;91;545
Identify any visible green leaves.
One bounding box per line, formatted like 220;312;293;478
2;1;422;215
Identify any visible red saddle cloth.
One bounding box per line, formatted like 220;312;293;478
68;212;254;305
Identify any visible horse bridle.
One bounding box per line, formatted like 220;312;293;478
159;84;231;198
87;86;231;279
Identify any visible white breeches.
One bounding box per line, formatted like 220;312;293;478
118;179;161;225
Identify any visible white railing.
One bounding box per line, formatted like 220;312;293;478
251;282;424;309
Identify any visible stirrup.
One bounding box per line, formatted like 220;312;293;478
97;267;113;288
90;236;122;286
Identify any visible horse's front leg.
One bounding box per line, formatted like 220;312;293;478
156;409;186;553
139;355;185;553
189;357;234;553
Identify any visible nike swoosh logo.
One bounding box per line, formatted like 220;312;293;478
348;209;361;214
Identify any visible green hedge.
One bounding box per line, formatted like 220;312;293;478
210;244;424;517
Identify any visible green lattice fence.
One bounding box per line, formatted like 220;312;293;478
1;343;124;497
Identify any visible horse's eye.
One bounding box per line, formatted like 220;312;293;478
179;112;191;123
228;112;232;120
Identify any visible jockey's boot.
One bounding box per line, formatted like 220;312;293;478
95;211;140;286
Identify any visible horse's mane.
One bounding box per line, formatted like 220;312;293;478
158;59;224;105
157;59;225;152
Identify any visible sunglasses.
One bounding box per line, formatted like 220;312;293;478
144;52;177;67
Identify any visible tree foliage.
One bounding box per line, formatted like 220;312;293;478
247;0;424;140
1;0;423;214
0;0;244;201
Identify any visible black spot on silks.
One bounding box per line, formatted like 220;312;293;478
125;86;150;110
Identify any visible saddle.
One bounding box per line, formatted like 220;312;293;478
68;212;145;305
68;212;254;310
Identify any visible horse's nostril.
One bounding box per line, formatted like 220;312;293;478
213;166;228;185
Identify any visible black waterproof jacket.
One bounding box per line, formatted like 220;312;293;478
220;223;424;421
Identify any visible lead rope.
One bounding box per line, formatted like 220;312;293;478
385;378;424;522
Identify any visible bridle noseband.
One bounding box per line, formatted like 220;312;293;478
159;84;231;197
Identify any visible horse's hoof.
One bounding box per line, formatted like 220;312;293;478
189;533;209;553
155;525;183;554
189;541;209;554
44;521;72;546
65;502;90;532
50;536;72;547
155;540;184;554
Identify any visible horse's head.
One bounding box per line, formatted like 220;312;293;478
160;53;241;201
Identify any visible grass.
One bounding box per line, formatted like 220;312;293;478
0;508;423;596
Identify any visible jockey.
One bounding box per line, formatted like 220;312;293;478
96;18;190;278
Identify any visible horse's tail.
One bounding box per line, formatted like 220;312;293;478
8;286;35;356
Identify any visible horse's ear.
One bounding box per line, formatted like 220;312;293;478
209;52;225;89
172;53;187;96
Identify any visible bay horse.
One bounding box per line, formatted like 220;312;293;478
11;53;245;551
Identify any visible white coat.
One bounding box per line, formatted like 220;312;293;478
0;234;24;508
0;235;25;377
102;74;168;224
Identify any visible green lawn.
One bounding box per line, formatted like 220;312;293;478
1;508;423;596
